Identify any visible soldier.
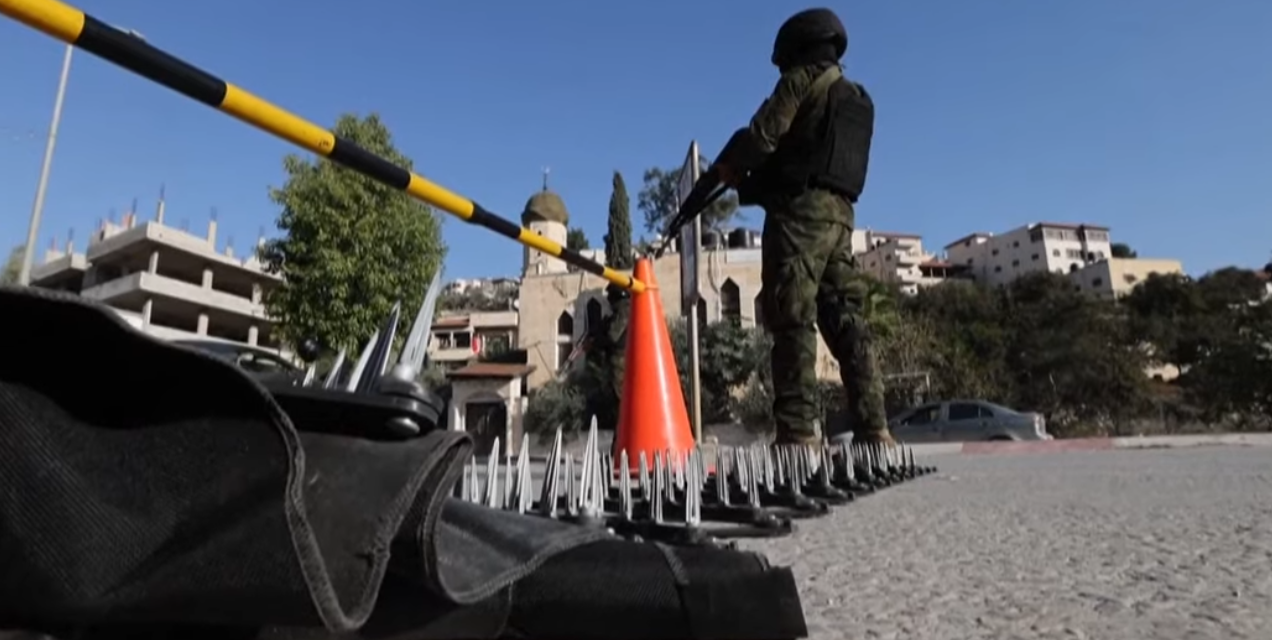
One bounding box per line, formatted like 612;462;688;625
710;7;895;446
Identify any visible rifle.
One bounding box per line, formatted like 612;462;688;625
651;127;760;259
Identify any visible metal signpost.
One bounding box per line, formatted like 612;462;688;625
677;142;703;442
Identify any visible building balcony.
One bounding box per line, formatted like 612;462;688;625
81;271;271;323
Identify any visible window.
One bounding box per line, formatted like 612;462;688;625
1012;241;1020;248
554;311;574;370
1031;253;1039;261
967;258;974;265
585;298;603;336
1029;229;1044;243
948;403;986;421
1092;277;1104;287
1069;263;1079;273
994;265;1003;273
1052;249;1061;257
991;249;1000;256
721;278;741;324
1124;273;1138;285
1011;259;1020;267
901;405;941;425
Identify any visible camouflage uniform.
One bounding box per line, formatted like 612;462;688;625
748;65;891;445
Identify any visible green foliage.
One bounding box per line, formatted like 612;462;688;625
1;245;23;285
667;319;767;423
637;159;740;235
604;171;635;269
438;286;517;312
1110;242;1137;258
522;377;588;442
566;227;589;251
258;113;446;351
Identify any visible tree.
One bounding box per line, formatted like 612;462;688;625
258;113;446;352
566;227;589;251
1110;243;1137;259
1;245;24;285
565;227;589;273
636;158;740;236
604;171;634;269
1000;272;1151;433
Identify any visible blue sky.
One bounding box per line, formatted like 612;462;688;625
2;0;1270;280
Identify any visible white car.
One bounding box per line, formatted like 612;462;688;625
888;400;1052;443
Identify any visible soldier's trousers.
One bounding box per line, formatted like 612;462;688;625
760;190;888;444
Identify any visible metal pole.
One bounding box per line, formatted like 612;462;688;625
688;268;703;442
17;42;73;286
687;147;703;443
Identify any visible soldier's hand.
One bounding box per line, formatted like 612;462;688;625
716;163;741;188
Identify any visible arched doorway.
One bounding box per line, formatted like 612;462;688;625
465;400;508;454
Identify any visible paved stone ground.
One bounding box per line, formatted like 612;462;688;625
737;446;1272;640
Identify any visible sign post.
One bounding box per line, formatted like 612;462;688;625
676;141;703;442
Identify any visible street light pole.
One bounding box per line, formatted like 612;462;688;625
16;42;73;287
16;26;145;287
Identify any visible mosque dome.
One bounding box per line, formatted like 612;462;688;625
521;189;570;226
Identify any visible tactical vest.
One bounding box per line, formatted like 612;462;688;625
750;66;875;203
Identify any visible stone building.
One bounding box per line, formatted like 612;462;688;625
515;188;844;391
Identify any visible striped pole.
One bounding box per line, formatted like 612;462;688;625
0;0;647;294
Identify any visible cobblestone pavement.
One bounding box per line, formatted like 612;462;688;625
738;446;1272;640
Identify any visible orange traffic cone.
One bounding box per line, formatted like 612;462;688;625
613;257;696;472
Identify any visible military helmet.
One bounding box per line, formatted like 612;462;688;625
771;8;848;67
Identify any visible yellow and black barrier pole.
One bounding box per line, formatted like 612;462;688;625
0;0;646;294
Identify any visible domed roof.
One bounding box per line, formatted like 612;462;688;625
521;189;569;225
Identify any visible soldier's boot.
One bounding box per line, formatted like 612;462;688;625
853;427;896;447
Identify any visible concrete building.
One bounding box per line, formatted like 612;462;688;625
429;310;520;371
856;230;970;294
30;203;283;352
1070;257;1185;299
443;277;520;295
945;222;1113;287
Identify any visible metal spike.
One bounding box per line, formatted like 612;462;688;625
789;447;804;496
468;457;480;502
538;428;564;517
484;438;502;508
579;418;599;513
343;329;379;392
503;439;515;509
716;446;732;506
565;455;578;516
747;451;762;508
458;460;471;500
817;445;833;489
301;363;317;387
398;269;445;377
619;449;633;520
685;449;702;527
355;301;402;394
602;452;615;491
673;449;686;491
513;434;532;513
321;349;347;389
652;451;665;524
638;451;652;502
